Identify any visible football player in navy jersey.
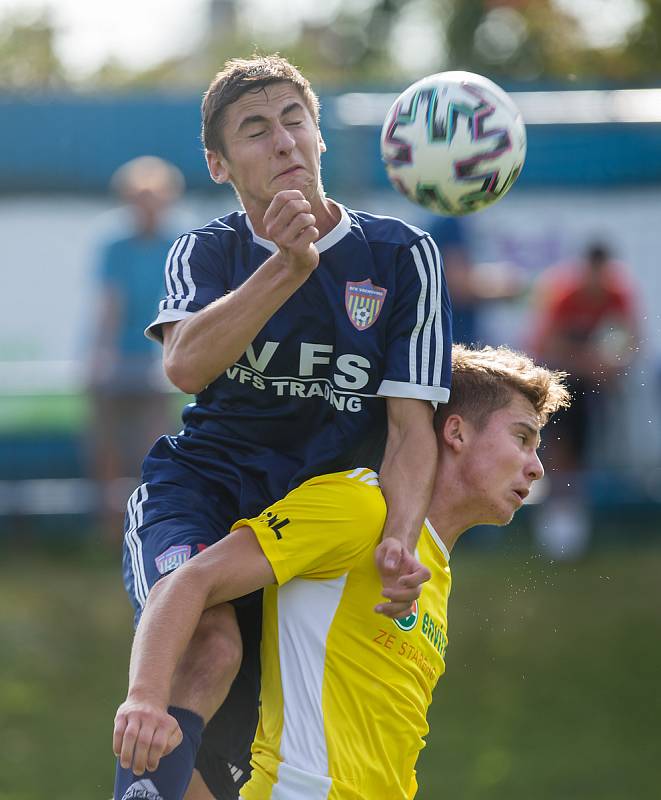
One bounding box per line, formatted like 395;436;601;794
115;55;451;800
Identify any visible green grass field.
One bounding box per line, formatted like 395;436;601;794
0;538;659;800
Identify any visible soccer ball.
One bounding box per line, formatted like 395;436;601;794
380;71;526;216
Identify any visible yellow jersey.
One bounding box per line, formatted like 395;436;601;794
233;468;452;800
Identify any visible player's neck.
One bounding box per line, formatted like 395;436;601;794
426;469;476;553
425;507;462;555
314;195;342;237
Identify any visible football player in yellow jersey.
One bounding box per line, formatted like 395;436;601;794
113;344;569;800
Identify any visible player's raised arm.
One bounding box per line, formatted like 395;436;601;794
375;396;436;618
113;529;275;775
373;231;452;618
163;190;319;394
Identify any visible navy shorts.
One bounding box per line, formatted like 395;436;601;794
122;480;260;799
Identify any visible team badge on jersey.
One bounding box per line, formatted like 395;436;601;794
394;599;419;631
155;544;191;575
345;279;387;330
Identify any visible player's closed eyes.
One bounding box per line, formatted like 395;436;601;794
248;121;301;138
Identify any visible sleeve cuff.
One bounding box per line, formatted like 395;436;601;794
377;380;450;403
144;309;196;342
231;517;290;585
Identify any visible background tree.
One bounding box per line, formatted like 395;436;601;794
2;0;660;90
0;10;67;90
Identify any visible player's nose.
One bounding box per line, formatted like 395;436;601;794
273;122;296;155
528;450;544;482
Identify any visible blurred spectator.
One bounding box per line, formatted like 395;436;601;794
529;241;639;559
87;156;184;543
426;215;524;345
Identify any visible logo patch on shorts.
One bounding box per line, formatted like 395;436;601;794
155;544;191;575
345;279;387;330
393;600;419;632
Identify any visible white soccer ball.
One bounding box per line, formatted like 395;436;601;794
380;71;526;216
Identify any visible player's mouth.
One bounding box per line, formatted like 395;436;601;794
274;164;305;179
512;487;529;505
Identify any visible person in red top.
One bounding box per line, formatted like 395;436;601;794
529;241;638;558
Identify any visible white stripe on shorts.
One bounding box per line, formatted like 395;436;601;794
125;484;150;608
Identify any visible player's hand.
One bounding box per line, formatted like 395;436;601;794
264;190;319;274
113;698;183;775
374;537;431;618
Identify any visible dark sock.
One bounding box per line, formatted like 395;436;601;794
113;706;205;800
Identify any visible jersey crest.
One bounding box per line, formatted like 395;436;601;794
345;279;387;331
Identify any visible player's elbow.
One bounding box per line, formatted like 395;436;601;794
163;352;208;395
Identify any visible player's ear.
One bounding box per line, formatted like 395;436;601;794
318;132;327;153
206;150;230;184
443;414;466;453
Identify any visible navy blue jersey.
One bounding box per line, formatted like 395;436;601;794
144;204;452;517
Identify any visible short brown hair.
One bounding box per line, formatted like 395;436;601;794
201;54;321;154
435;344;570;430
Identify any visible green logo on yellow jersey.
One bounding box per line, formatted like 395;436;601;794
393;600;419;632
422;611;448;658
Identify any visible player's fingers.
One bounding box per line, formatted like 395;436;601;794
267;189;307;216
162;722;184;758
269;214;318;255
282;214;318;244
113;713;128;757
381;583;421;603
374;600;415;618
293;224;319;245
146;719;181;772
145;741;165;773
397;565;432;588
268;206;315;241
119;719;140;772
265;196;312;234
132;724;158;776
375;539;403;573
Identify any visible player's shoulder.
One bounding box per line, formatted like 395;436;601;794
181;211;249;247
345;206;431;249
168;212;252;265
302;468;387;523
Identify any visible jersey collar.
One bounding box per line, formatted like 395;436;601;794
424;517;451;563
245;202;351;255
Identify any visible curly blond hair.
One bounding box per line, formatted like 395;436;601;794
436;344;570;429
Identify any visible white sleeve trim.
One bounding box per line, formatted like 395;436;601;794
406;234;448;387
377;379;449;403
144;309;196;342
